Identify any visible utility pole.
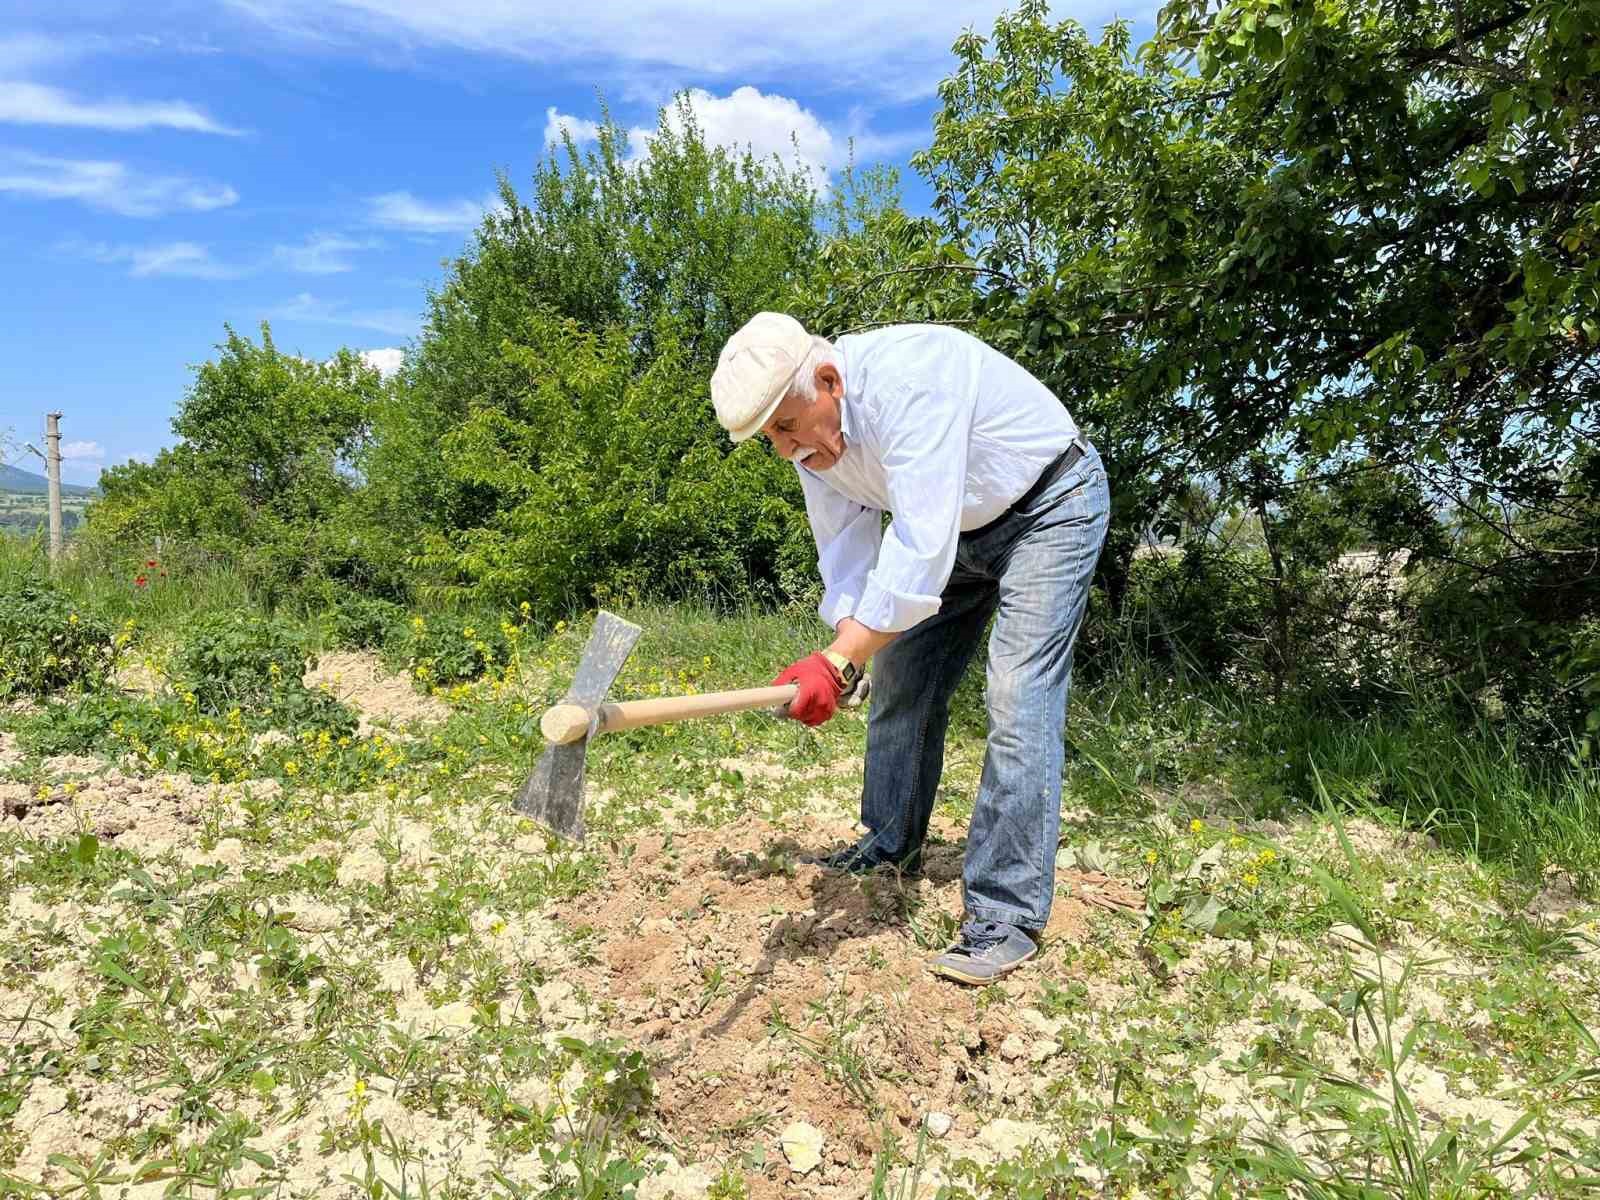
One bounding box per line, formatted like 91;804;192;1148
45;412;63;564
23;412;65;565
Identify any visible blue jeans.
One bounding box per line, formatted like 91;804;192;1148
861;445;1110;931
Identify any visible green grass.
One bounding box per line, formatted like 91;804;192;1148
0;532;257;645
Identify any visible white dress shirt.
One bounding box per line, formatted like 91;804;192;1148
797;323;1081;633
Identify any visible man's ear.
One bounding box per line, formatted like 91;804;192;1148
814;362;842;399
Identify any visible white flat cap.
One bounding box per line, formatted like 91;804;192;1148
711;311;812;443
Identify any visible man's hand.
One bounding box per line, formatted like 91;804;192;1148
773;652;848;727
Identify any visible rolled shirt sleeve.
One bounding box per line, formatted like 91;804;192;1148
853;381;973;633
797;467;883;630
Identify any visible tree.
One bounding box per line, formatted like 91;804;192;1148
816;0;1595;586
359;94;827;612
88;324;387;605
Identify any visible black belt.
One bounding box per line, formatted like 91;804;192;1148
965;435;1090;539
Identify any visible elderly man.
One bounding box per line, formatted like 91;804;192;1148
710;312;1109;984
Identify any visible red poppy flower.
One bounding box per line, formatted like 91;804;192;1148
134;575;148;588
145;559;159;568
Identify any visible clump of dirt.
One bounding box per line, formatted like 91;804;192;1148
562;813;1131;1195
304;651;449;732
0;764;273;854
112;658;165;696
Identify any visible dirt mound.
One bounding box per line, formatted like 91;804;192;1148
304;650;448;732
564;814;1127;1194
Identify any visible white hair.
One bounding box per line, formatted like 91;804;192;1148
786;335;841;405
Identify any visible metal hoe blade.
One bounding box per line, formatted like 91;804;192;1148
512;611;642;841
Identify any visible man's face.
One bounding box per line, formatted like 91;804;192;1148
760;363;846;470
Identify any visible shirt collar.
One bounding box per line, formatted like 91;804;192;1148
835;339;855;440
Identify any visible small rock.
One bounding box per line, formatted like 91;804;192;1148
977;1118;1052;1159
924;1111;953;1137
780;1121;825;1175
636;1160;713;1200
283;901;343;932
999;1033;1028;1062
1029;1039;1060;1064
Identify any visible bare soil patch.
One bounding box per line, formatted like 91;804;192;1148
304;650;449;731
562;813;1127;1194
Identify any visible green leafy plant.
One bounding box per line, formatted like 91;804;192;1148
174;610;355;735
326;594;406;651
384;614;511;689
0;578;118;699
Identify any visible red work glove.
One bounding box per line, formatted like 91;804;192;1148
773;652;847;727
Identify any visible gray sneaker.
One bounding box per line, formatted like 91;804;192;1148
927;920;1038;985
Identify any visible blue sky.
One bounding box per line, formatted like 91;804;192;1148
0;1;1142;484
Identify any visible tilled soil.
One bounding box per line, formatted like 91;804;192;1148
562;814;1136;1195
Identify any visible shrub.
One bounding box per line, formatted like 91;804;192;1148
174;612;356;736
384;614;512;690
406;314;814;617
1099;541;1270;681
325;595;406;651
0;578;118;699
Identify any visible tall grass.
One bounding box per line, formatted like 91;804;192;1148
0;531;255;643
1067;647;1600;891
1283;706;1600;889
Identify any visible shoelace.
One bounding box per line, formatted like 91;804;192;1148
957;921;1008;953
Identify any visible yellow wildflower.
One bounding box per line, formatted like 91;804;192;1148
1190;818;1205;834
1242;872;1260;888
1144;850;1158;865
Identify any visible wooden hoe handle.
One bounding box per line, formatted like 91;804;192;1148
541;684;800;745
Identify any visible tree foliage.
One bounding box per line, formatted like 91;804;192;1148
360;97;825;613
88;325;386;605
814;0;1596;562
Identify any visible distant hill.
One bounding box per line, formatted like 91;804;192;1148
0;462;98;496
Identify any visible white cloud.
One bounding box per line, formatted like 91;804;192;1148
359;347;404;378
549;86;901;193
367;189;496;235
650;87;837;189
0;152;238;217
544;106;602;148
225;1;1059;100
0;81;240;134
60;440;105;461
272;233;376;274
0;33;91;74
273;292;418;337
69;239;242;279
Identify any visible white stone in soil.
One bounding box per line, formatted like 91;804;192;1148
780;1120;825;1175
924;1111;953;1137
976;1118;1053;1160
636;1159;715;1200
